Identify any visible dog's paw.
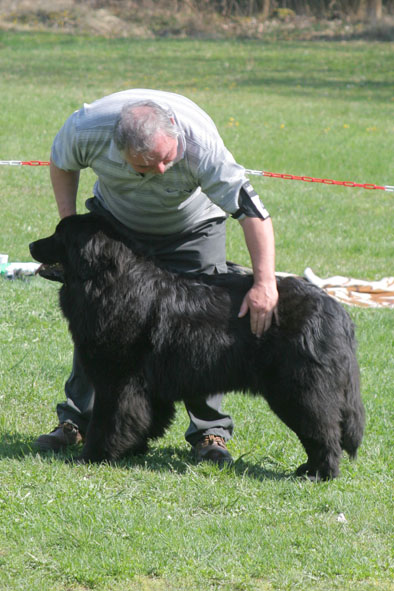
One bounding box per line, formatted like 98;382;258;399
295;462;309;476
130;443;149;456
296;463;321;482
296;462;338;481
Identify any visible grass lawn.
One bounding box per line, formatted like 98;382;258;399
0;31;393;590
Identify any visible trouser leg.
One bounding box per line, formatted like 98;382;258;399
184;394;234;446
57;349;94;436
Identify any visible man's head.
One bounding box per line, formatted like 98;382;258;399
113;100;179;175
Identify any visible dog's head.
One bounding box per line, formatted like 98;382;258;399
29;213;122;283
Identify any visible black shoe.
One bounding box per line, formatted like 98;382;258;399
194;435;233;465
35;423;83;452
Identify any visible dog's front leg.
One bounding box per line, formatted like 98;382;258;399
75;377;154;463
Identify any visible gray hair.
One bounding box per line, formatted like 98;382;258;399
113;100;179;155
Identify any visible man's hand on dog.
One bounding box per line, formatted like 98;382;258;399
238;280;279;337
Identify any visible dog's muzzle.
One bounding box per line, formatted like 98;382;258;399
36;263;65;283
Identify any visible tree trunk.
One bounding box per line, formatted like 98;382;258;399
261;0;270;20
358;0;383;21
367;0;382;21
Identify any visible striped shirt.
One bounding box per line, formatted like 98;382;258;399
51;89;260;235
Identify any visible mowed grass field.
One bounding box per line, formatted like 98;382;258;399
0;31;393;591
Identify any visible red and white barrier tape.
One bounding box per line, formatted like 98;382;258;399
0;160;51;166
0;160;392;192
244;169;394;192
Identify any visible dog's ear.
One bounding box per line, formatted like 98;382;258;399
56;214;135;280
58;218;114;279
76;231;119;275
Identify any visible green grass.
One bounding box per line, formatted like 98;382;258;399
0;31;393;591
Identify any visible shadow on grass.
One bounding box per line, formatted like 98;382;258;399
122;445;292;482
0;432;65;460
0;433;293;482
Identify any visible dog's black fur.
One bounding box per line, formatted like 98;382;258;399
30;213;365;480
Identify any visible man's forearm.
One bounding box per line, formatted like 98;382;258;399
50;161;80;219
238;216;278;336
239;216;276;285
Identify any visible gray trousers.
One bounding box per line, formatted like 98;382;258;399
57;197;234;446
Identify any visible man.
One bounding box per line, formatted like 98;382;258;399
35;89;278;464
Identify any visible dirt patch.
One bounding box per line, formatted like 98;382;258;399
0;0;393;40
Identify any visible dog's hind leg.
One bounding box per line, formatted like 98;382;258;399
296;389;344;481
296;360;364;479
295;431;342;481
78;376;155;463
291;401;343;481
267;387;343;481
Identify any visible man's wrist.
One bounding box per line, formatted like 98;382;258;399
252;274;277;288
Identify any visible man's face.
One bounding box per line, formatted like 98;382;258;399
125;133;178;175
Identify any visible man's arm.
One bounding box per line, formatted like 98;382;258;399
238;216;278;337
50;160;80;219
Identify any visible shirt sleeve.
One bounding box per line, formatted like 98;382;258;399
50;110;89;171
196;138;246;215
196;137;269;220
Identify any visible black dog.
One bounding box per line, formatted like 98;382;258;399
30;213;365;480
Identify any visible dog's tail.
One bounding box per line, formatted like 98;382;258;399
341;354;365;459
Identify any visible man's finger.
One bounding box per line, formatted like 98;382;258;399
238;298;249;318
251;313;262;337
254;309;274;338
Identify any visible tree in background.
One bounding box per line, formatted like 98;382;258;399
209;0;387;20
361;0;383;20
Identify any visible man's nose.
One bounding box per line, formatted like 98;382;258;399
155;162;166;174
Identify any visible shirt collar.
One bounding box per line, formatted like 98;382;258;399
108;140;125;164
